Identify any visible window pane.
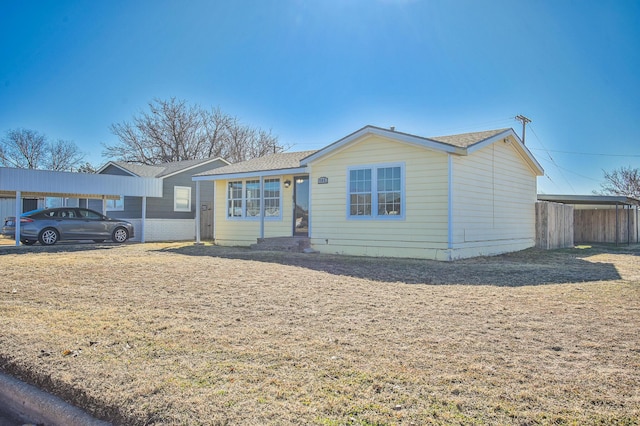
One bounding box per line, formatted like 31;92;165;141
175;186;191;211
228;181;243;217
377;166;402;215
264;178;280;217
349;169;372;216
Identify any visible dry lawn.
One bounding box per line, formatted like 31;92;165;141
0;241;639;425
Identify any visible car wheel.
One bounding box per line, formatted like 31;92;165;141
20;239;36;245
112;227;129;243
93;239;105;243
38;228;59;245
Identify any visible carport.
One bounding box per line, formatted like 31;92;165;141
0;167;163;246
537;194;640;245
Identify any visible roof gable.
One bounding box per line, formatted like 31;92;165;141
98;157;229;179
301;125;543;176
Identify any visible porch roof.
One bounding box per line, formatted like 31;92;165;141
193;150;316;180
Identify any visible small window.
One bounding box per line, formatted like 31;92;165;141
264;178;281;217
106;196;124;211
174;186;192;212
245;180;260;217
228;181;243;217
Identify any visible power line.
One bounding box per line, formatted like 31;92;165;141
530;148;640;158
528;125;576;193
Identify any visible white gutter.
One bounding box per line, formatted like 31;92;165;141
192;167;308;182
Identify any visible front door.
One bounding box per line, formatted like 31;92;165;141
200;201;213;240
293;176;309;237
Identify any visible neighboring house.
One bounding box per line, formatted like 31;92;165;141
95;157;229;241
193;125;544;260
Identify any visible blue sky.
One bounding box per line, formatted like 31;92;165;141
1;0;638;195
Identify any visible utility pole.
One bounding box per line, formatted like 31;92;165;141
515;115;531;144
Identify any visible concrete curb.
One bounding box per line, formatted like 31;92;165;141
0;372;111;426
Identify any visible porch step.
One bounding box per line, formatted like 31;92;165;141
250;237;311;252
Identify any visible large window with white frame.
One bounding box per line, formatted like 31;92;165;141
348;163;404;219
227;178;281;219
174;186;192;212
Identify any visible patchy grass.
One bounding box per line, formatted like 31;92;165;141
1;242;639;425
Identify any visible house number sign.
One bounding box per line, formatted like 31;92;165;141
317;177;329;184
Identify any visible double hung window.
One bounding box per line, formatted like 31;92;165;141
227;178;281;219
174;186;192;212
348;164;404;219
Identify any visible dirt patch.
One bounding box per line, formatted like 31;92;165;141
1;243;639;425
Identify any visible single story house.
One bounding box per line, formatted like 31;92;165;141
95;157;229;241
193;125;544;260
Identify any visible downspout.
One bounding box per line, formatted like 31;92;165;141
307;167;312;238
447;154;453;251
212;181;216;244
627;204;631;245
14;191;21;246
259;176;265;239
195;180;201;244
615;203;619;245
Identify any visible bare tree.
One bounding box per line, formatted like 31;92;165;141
598;166;640;199
76;162;98;173
46;139;85;171
0;128;48;169
103;98;286;164
0;129;85;171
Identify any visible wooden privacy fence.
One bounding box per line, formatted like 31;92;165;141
574;207;639;244
536;201;574;249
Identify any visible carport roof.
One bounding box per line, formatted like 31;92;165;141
538;194;640;206
0;167;163;199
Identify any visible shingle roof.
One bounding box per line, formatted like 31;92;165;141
196;151;317;177
114;158;224;178
428;128;510;148
195;126;527;179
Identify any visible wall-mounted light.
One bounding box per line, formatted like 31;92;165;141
284;180;291;188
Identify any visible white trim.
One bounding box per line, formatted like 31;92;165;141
447;154;453;249
302;126;463;166
193;167;308;182
466;129;543;175
195;181;201;244
174;186;192;212
346;162;405;221
96;161;138;176
160;157;230;179
98;157;230;179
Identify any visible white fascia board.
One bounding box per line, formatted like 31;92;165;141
301;126;461;165
466;129;544;176
161;157;231;179
96;161;138;176
192;167;308;181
